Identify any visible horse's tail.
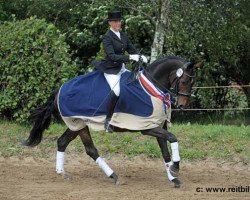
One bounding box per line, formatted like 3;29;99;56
23;90;58;147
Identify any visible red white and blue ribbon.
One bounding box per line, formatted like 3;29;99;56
138;70;171;113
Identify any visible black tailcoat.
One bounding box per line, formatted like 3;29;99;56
93;30;138;74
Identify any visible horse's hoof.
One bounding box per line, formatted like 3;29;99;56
170;165;179;177
172;178;182;188
63;173;72;181
110;172;119;185
57;171;72;181
20;139;27;146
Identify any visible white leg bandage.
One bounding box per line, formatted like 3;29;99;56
56;151;65;173
171;142;180;162
96;157;114;177
165;161;175;181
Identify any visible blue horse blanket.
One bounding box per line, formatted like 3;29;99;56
58;70;167;131
59;71;153;117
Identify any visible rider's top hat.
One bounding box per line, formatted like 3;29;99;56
107;11;122;21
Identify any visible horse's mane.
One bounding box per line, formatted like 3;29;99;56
148;56;186;69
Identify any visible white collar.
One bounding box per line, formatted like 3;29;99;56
110;28;121;39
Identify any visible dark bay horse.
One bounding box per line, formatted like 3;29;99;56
24;56;202;188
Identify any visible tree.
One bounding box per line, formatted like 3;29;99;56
0;0;115;72
150;0;170;63
164;0;250;109
116;0;171;62
1;0;249;111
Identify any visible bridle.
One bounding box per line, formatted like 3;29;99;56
143;62;196;106
170;70;196;97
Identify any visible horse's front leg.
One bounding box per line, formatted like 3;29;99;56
162;123;180;177
157;137;181;188
141;127;181;188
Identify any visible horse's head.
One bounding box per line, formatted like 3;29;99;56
169;61;203;109
146;56;203;109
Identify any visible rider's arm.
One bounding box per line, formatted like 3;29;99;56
102;35;130;63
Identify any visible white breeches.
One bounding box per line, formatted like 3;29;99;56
104;64;128;96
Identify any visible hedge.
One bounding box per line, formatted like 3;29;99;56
0;17;77;122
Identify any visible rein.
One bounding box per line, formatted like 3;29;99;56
138;70;171;113
144;70;174;96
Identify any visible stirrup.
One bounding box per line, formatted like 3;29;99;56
104;120;114;133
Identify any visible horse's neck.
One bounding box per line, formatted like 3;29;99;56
147;59;184;90
145;68;170;92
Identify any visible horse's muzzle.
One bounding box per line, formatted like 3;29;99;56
177;105;184;110
176;96;189;109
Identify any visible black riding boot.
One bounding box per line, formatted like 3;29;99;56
104;91;119;132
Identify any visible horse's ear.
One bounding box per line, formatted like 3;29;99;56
193;62;203;69
184;61;203;70
184;62;193;70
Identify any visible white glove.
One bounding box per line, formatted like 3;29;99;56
129;54;140;62
141;55;148;63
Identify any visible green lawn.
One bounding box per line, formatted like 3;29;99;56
0;120;249;163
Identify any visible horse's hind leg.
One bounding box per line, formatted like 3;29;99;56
78;126;119;184
56;128;79;175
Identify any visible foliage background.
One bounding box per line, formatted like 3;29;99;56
0;0;249;122
0;17;77;121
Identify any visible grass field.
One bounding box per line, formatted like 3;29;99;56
0;120;249;163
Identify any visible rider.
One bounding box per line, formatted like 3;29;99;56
93;10;148;132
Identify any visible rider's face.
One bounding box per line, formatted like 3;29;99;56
108;20;122;32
